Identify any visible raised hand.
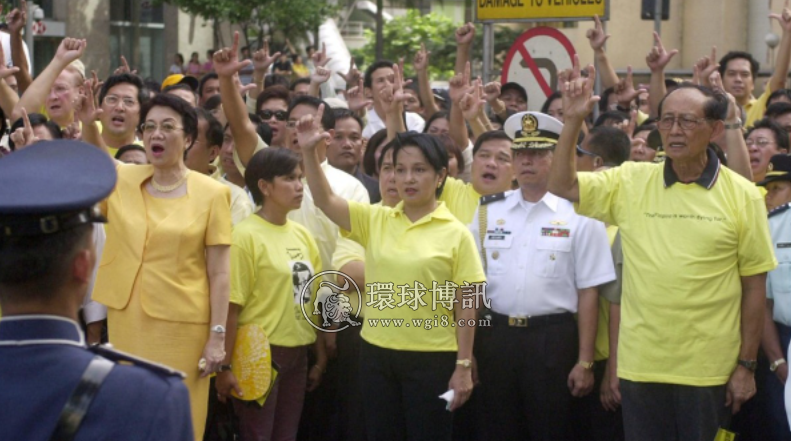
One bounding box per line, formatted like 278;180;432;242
55;38;87;65
0;43;19;80
482;81;501;103
113;55;138;76
770;0;791;34
10;108;39;148
296;103;331;152
346;77;373;112
339;58;361;87
5;0;26;35
613;66;645;109
455;22;475;46
449;61;471;104
693;46;719;88
586;15;610;51
413;42;430;72
312;43;331;68
562;57;600;121
213;31;252;78
311;66;331;85
74;81;102;125
252;41;280;72
380;63;410;115
645;31;679;72
460;78;486;121
709;71;740;121
62;121;82;141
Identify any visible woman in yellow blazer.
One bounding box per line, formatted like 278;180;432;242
81;93;231;441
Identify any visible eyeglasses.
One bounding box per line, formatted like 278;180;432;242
286;120;297;129
745;138;776;147
139;121;184;135
658;115;711;131
104;95;138;108
259;109;287;121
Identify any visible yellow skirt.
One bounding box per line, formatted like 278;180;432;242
107;275;209;441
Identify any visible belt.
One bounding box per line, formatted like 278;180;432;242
485;311;574;328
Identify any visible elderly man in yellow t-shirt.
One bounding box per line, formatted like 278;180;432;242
549;67;777;441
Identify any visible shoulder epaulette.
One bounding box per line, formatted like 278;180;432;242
480;192;506;206
769;203;791;218
89;344;186;379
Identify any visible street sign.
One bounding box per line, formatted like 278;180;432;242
476;0;608;22
501;27;576;111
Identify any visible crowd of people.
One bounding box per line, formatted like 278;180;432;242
5;0;791;440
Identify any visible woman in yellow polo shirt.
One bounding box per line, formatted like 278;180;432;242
216;147;324;440
297;105;486;441
85;94;231;441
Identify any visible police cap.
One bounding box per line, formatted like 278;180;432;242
503;111;563;150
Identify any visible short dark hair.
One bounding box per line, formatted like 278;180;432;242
290;77;311;91
245;147;302;205
657;84;728;121
203;94;223;112
195;108;223;148
405;80;423;106
0;223;92;298
392;132;449;197
140;93;198;148
746;118;790;152
585;126;631;167
377;138;398;170
9;113;62;151
332;108;364;132
593;110;629;128
718;51;759;80
142;78;160;96
287;95;335;130
98;73;148;108
363;128;389;176
364;60;395;88
198;72;219;97
765;102;791;120
599;87;615;113
423;110;449;134
768;89;791;107
541;91;562;115
473;130;512;156
434;134;464;175
265;74;290;89
633;119;658;137
115;144;146;160
256;86;290;114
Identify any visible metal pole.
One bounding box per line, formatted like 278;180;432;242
593;19;604;121
482;22;493;83
654;0;662;36
25;2;36;74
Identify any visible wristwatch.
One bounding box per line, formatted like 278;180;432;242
724;118;742;130
577;360;594;370
210;324;226;334
737;359;758;372
456;359;473;368
770;358;787;372
218;364;233;372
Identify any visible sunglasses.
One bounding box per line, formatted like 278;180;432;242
259;110;288;122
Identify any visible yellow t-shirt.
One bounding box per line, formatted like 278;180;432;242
440;177;481;225
342;201;486;352
593;225;619;362
216;176;253;226
576;161;777;386
745;87;772;128
230;215;322;347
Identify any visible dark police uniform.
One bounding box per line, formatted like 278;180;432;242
0;141;194;441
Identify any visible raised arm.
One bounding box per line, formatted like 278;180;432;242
587;15;619;90
414;42;440;117
769;2;791;93
645;32;678;118
0;43;20;117
381;64;408;143
297;103;352;231
483;81;508;122
12;37;85;122
309;66;331;98
548;59;600;202
459;79;489;139
247;41;280;102
711;72;752;180
448;61;471;152
74;80;114;160
611;66;645;112
454;23;475;77
6;1;31;93
215;32;259;167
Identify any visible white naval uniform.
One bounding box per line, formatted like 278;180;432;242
468;190;616;316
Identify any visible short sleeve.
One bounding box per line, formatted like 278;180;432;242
234;135;268;177
573;218;617;289
340;200;374;248
205;185;232;246
332;234;366;270
452;228;487;285
737;195;778;276
230;231;255;307
575;168;624;226
598;231;624;305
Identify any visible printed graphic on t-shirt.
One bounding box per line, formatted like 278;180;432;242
290;260;314;304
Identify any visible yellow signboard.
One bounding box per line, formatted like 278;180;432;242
476;0;608;22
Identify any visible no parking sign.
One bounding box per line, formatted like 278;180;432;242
501;27;576;111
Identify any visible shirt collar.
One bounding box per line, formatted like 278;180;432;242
663;147;721;190
505;190;559;213
0;315;85;347
390;201;456;224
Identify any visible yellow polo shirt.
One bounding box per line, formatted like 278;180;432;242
440;177;481;225
230;215;321;347
593;225;619;362
745;87;772;128
342;200;486;352
576;155;776;386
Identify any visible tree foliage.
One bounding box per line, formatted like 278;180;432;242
351;10;523;81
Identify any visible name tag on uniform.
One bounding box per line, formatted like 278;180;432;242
541;227;570;238
778;243;791;249
484;231;513;248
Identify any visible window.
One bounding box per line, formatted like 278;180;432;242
110;0;165;81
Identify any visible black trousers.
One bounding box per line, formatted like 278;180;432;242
571;359;625;441
475;316;578;441
620;379;730;441
360;340;456;441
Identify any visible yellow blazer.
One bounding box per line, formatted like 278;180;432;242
94;165;232;324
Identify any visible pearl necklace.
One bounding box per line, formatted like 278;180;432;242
151;171;189;193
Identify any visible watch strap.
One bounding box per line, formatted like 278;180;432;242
737;359;757;372
770;358;787;372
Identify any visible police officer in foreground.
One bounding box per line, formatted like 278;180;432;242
0;140;194;441
469;112;616;440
